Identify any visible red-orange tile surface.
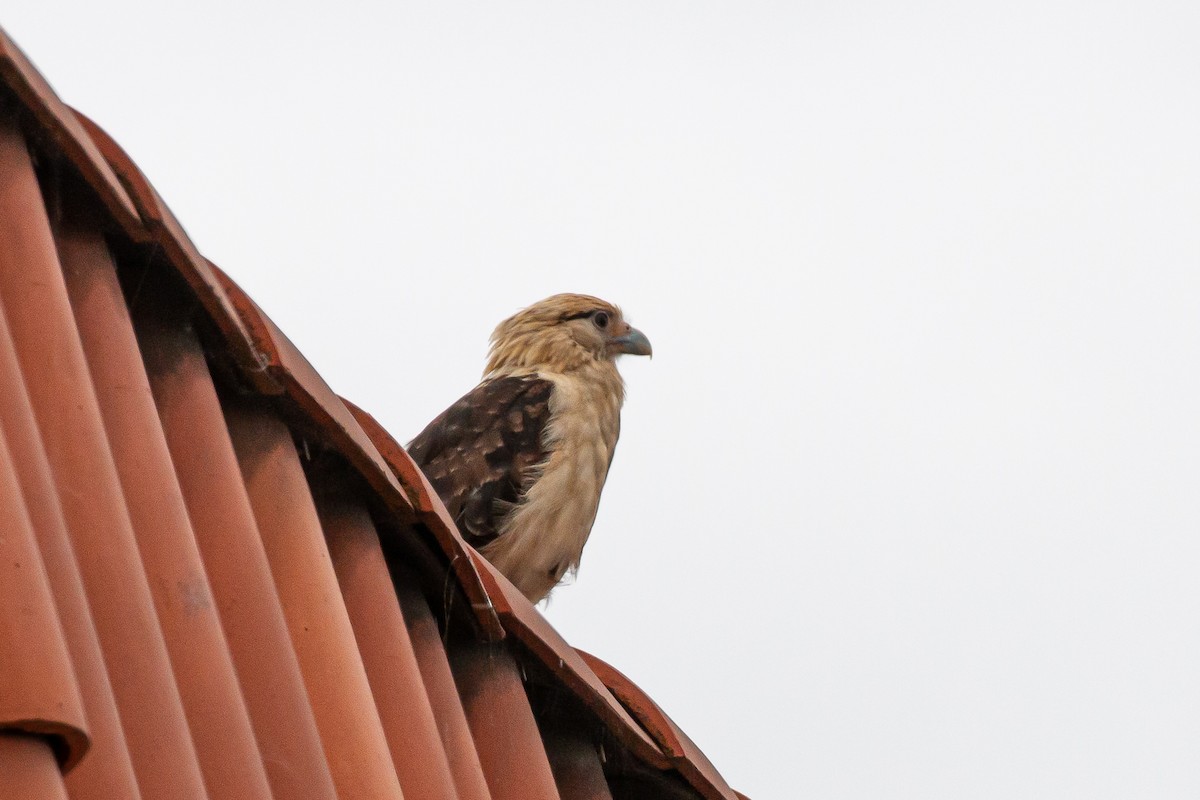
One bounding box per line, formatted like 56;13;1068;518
576;650;685;758
227;401;404;800
451;639;563;800
576;651;740;800
137;306;338;800
66;108;276;394
0;420;86;763
0;31;140;231
0;298;141;800
0;25;748;800
394;566;496;800
321;495;462;800
542;723;615;800
344;397;505;641
0;119;209;800
57;211;274;800
0;734;71;800
468;551;667;767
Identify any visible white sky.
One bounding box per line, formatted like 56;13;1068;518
7;3;1200;798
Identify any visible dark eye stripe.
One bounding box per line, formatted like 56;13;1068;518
558;310;601;322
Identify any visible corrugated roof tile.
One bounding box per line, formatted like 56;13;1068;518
344;397;506;641
576;651;740;800
57;203;274;800
0;25;746;800
468;551;670;770
0;420;87;767
392;562;496;800
135;298;340;800
450;637;563;800
322;494;462;800
227;400;405;800
0;267;141;800
0;733;71;800
0;117;209;800
67;110;279;395
540;718;615;800
214;267;417;518
0;31;140;231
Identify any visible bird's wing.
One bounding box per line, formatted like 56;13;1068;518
407;375;554;549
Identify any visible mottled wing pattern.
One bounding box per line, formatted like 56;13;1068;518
407;376;554;549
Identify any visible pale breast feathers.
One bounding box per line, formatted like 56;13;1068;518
407;376;554;549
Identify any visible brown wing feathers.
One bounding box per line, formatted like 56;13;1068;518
407;376;554;549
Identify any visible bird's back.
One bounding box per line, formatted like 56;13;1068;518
408;375;554;549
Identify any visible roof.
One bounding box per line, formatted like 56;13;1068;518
0;26;748;800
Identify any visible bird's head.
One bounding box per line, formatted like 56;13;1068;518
485;293;652;376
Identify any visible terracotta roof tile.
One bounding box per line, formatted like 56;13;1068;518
227;400;404;800
576;651;740;800
213;272;416;522
136;298;340;800
0;118;208;800
0;264;140;799
58;203;276;800
0;25;747;800
323;496;462;800
468;551;671;769
0;30;139;231
1;34;274;399
540;718;616;800
450;638;563;800
0;733;72;800
0;420;87;768
392;561;496;800
68;110;279;395
344;396;507;640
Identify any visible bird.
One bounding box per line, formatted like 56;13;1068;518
407;293;652;603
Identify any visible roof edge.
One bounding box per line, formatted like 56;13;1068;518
577;649;742;800
1;717;90;774
0;29;139;231
467;550;672;770
341;397;507;642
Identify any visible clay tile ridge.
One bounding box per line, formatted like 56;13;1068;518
206;263;506;641
0;29;138;231
577;649;744;800
0;31;279;397
340;395;506;640
466;550;672;770
67;109;281;396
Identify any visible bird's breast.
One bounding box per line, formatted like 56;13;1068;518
482;367;624;602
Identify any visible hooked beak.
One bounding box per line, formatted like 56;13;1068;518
610;325;653;357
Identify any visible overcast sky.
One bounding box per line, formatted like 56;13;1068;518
7;3;1200;798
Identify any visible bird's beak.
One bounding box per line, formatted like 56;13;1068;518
611;324;653;357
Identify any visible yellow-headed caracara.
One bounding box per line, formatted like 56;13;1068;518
408;294;652;603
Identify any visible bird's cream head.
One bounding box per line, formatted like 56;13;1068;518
485;293;652;376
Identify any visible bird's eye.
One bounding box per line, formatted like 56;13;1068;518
593;311;610;329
